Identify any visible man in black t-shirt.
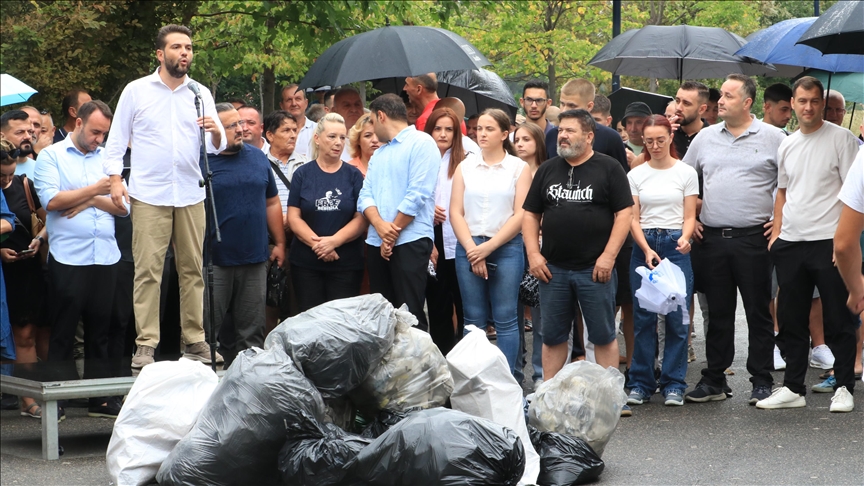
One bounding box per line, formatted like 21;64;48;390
523;110;633;379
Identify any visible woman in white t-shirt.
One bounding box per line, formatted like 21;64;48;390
625;114;699;407
424;107;470;354
450;109;532;376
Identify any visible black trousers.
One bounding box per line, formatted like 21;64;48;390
696;230;775;388
291;264;364;313
109;260;135;359
772;239;857;395
47;260;117;404
368;238;433;331
425;225;463;355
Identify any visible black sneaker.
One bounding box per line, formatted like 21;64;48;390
0;394;18;410
88;398;121;419
685;381;727;403
749;385;772;405
723;384;734;398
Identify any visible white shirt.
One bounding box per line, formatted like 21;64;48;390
458;152;526;238
462;136;481;156
628;160;699;229
35;137;130;266
267;149;308;213
435;149;458;259
778;121;859;241
839;149;864;213
102;68;227;207
294;117;316;160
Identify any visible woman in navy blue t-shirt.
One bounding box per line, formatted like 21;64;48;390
286;113;368;311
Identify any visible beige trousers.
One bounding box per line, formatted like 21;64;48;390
131;199;206;348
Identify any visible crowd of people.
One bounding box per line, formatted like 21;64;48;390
1;23;863;424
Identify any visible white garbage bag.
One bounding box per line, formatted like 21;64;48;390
634;258;687;315
446;325;540;486
528;360;627;457
107;359;218;486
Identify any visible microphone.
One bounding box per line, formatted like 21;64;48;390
187;82;202;97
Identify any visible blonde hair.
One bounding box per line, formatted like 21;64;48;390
560;79;595;103
348;113;374;159
310;112;345;160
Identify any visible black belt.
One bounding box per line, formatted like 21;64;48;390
702;224;765;238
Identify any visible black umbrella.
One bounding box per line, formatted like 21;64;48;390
588;25;775;82
372;69;518;120
796;0;864;55
299;25;491;89
607;88;673;127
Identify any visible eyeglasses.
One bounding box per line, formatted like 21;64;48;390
223;121;242;130
825;107;847;115
524;97;547;106
644;138;668;147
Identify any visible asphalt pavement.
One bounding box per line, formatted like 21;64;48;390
1;293;862;485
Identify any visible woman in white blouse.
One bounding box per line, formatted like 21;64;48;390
625;114;698;407
424;107;468;354
450;109;532;376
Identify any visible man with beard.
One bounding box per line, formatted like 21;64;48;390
672;82;709;159
238;105;268;152
523;109;633;380
201;104;284;355
762;83;793;133
103;24;227;371
521;80;554;135
1;110;34;164
54;89;92;144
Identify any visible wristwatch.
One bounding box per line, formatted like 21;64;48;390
34;235;44;244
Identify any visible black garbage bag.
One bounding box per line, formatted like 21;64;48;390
358;410;409;439
528;426;605;486
344;408;525;485
279;410;372;486
264;294;397;399
156;347;325;486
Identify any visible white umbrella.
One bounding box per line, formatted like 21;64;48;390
1;74;37;106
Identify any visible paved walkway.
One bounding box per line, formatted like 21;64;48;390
2;295;862;485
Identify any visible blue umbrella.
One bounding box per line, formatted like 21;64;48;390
0;74;37;106
736;17;864;77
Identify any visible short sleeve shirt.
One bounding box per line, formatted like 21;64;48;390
287;161;365;271
523;153;633;270
838;149;864;213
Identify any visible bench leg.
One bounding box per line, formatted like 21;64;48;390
41;400;59;460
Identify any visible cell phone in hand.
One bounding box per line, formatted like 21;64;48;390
17;248;36;256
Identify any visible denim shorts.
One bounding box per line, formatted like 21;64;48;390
539;263;617;346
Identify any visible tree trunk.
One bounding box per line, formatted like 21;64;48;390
648;77;658;93
262;66;276;115
358;82;366;105
547;51;557;106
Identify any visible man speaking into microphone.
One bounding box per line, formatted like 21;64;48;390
103;24;226;371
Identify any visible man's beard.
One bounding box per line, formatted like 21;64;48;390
680;112;698;126
526;105;547;121
557;139;586;159
165;57;189;78
226;140;244;153
17;140;33;157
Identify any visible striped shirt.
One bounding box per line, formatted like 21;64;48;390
266;149;307;213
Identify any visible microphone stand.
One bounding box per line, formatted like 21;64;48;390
193;92;221;373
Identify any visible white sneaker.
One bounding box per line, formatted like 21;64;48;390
773;345;786;371
830;386;854;413
809;345;835;369
755;386;806;409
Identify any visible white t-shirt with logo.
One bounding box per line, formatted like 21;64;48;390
778;121;859;241
628;159;699;229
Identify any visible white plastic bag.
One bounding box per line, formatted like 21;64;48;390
634;258;687;315
350;306;453;414
446;325;540;486
107;359;218;486
528;360;627;457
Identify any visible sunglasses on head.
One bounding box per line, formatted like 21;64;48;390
0;148;22;161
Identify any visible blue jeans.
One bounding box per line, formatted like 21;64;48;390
456;234;524;376
628;229;693;396
539;264;617;347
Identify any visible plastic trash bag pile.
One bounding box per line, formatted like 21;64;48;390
110;294;617;485
634;258;688;315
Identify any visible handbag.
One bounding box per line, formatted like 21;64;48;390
20;175;44;238
266;262;288;308
518;269;540;308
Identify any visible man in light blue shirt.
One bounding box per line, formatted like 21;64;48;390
358;93;439;330
34;100;130;419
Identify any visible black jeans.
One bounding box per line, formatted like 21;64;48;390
367;238;433;331
109;260;135;359
47;260;117;406
771;239;858;395
697;229;775;388
291;265;364;313
425;225;463;355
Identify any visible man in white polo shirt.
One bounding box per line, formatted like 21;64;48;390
759;76;859;412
